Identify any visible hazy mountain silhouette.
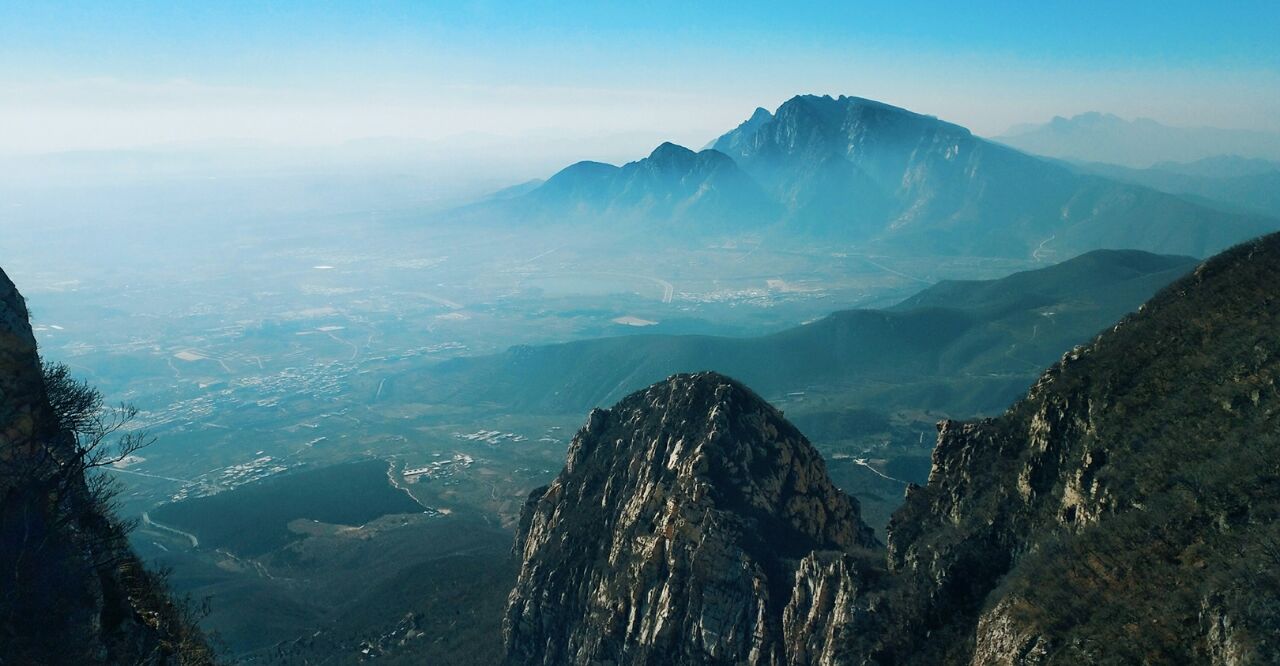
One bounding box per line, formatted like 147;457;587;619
412;248;1197;416
1073;155;1280;219
482;96;1276;259
506;142;781;231
997;111;1280;167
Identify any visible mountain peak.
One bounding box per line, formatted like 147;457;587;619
644;140;698;167
535;370;875;552
516;140;777;232
503;371;876;664
711;93;971;165
1049;111;1125;127
509;95;1273;257
748;105;772;123
648;140;692;157
772;94;969;134
705;107;776;152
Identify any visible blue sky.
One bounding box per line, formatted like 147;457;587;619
2;1;1278;153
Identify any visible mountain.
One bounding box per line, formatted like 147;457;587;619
500;141;781;232
709;95;972;239
485;177;546;201
410;248;1199;416
480;95;1276;259
504;231;1280;664
705;95;1275;257
703;105;773;152
1073;156;1280;219
1150;155;1280;178
997;112;1280;167
0;268;211;664
878;230;1280;664
503;372;879;665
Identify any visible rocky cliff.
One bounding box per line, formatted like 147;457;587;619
503;372;879;665
504;232;1280;665
0;267;211;664
879;230;1280;664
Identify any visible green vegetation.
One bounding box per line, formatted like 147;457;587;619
151;514;514;663
414;249;1196;422
994;234;1280;661
152;459;424;557
1077;156;1280;219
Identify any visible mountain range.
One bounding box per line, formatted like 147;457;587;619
409;248;1198;417
520;141;780;231
504;230;1280;664
6;92;1279;665
997;111;1280;167
469;96;1277;260
1072;155;1280;220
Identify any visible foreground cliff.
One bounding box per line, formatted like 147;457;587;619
880;231;1280;664
504;372;880;665
0;268;212;664
505;232;1280;665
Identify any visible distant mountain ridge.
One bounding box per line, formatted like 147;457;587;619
998;111;1280;167
522;142;780;230
478;95;1276;260
1072;155;1280;219
409;248;1198;417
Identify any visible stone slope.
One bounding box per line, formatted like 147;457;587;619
503;372;878;665
881;231;1280;664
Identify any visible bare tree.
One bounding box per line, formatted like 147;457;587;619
2;362;156;640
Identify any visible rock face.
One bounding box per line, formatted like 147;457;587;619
0;267;210;664
504;232;1280;665
503;372;878;665
879;231;1280;664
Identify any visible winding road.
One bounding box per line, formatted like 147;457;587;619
141;512;200;548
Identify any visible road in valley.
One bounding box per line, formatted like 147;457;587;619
141;512;200;548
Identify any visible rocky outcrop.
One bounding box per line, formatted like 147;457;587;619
503;372;878;665
879;231;1280;664
0;267;211;664
780;551;880;665
504;232;1280;665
